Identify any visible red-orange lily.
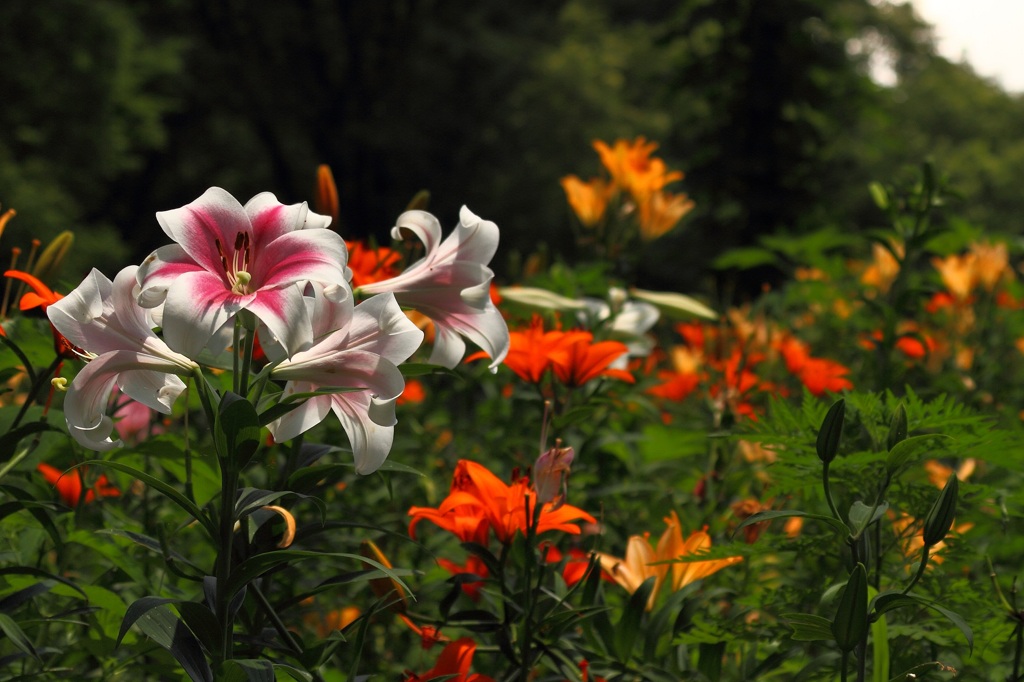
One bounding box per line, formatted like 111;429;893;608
403;637;495;682
38;463;120;507
408;460;596;546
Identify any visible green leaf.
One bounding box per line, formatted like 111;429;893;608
629;288;717;319
274;665;314;682
872;609;889;682
220;659;274;682
869;182;890;211
0;484;62;551
215;392;261;467
832;563;868;652
614;576;655;662
697;641;725;681
874;592;973;654
885;434;952;474
0;566;86;600
0;612;38;659
177;601;222;661
225;551;412;607
133;603;214;682
0;421;59;462
733;509;848;537
711;247;778;270
815;399;845;465
782;613;834;642
848;501;888;537
116;596;178;649
398;362;460;378
83;460;215;540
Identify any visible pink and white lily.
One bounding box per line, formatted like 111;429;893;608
136;187;350;358
47;266;198;451
358;206;509;370
267;287;424;474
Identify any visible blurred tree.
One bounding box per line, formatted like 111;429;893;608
632;0;934;297
4;0;1023;303
0;0;183;282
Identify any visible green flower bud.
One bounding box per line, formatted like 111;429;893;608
832;562;868;652
886;403;908;452
923;474;959;547
816;399;845;465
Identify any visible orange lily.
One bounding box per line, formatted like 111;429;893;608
38;463;120;507
595;511;742;609
593;137;683;197
408;460;596;546
548;333;634;387
4;270;76;357
636;189;694;241
560;175;611;227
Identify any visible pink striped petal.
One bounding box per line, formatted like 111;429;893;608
160;270;252;357
155;187;250;277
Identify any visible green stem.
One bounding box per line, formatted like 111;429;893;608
902;545;931;595
232;318;243;395
249;582;303;657
215;461;238;664
1013;621;1023;682
239;324;255;398
10;356;62;430
822;461;841;522
518;493;538;682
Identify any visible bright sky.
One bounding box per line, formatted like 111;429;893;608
912;0;1024;92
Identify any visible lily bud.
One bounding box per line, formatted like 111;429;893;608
405;189;431;212
314;164;339;225
923;474;959;547
31;230;74;283
534;442;575;507
886;403;908;452
816;398;845;465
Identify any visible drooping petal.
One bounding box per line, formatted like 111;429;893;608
48;266;198;369
63;350;188;451
360;207;508;369
330;392;397;475
266;386;333;443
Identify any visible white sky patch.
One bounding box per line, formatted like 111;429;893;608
912;0;1024;93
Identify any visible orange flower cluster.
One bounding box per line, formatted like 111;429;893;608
473;316;634;388
561;137;695;241
346;240;403;289
647;317;853;422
